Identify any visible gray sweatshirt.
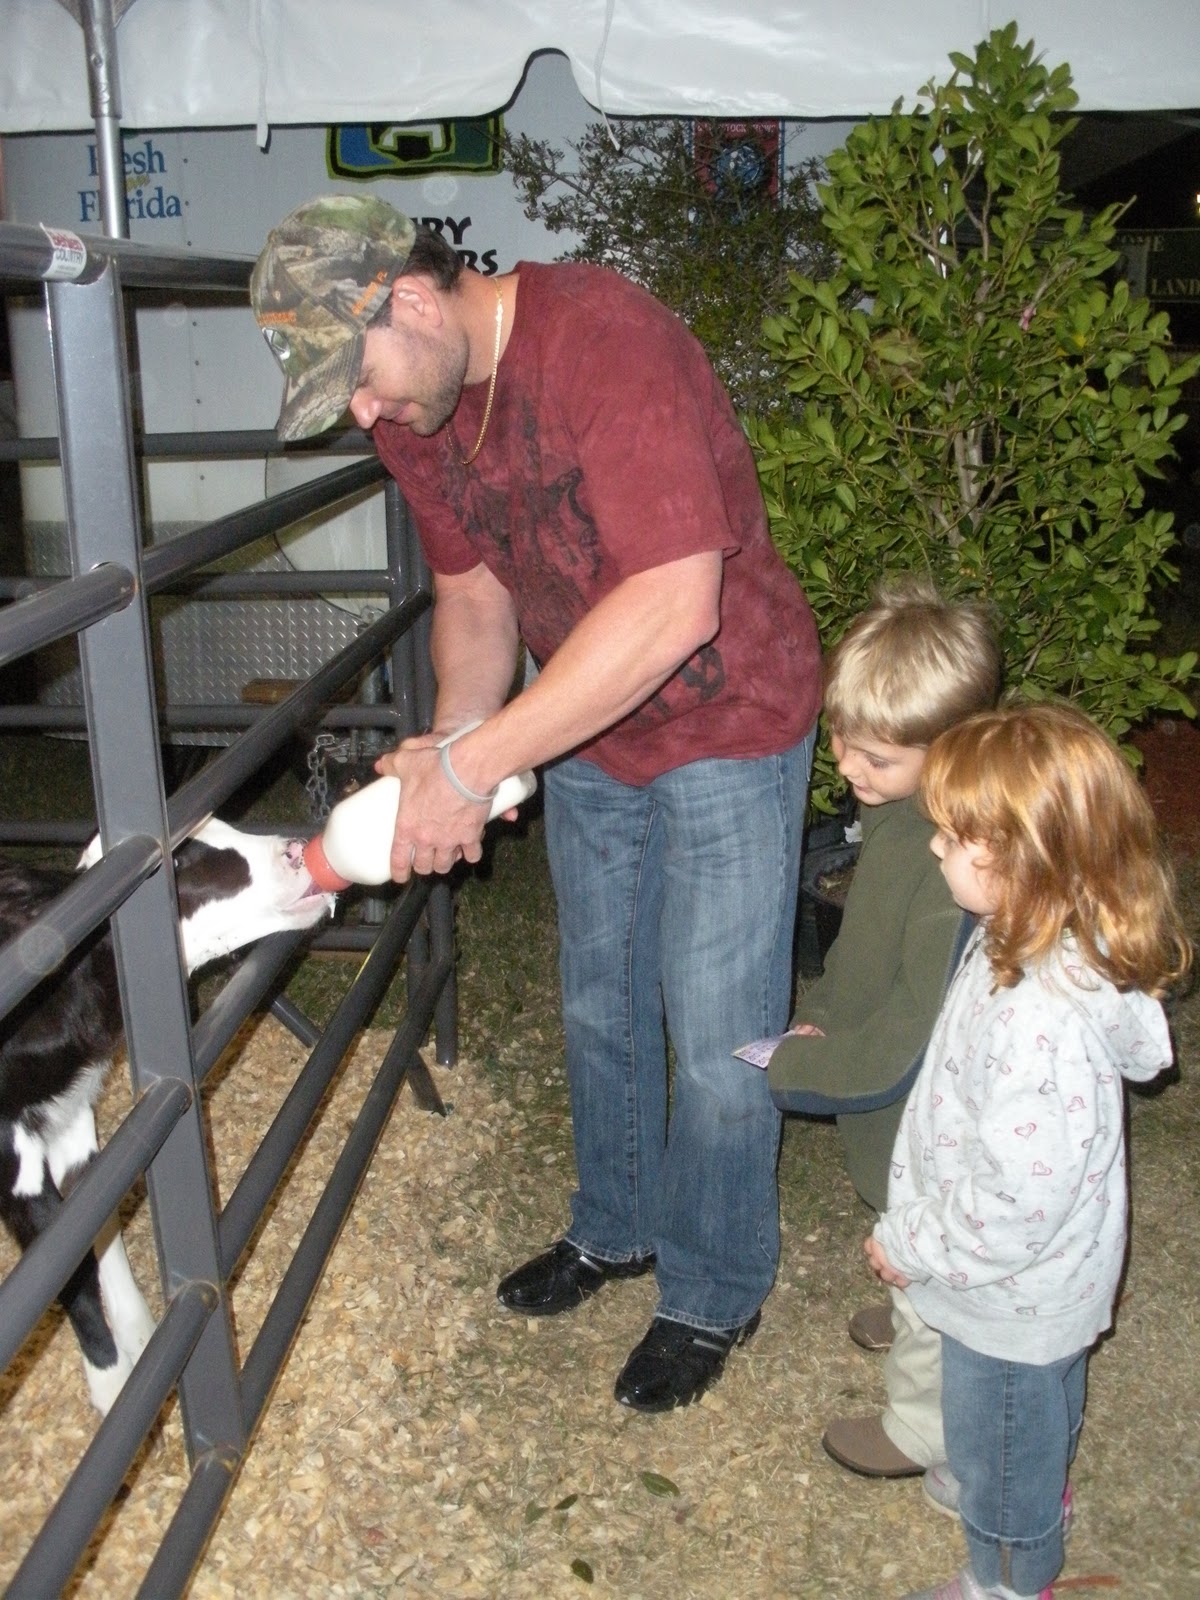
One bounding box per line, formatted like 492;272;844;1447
874;926;1172;1364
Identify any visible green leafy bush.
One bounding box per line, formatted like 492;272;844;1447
749;25;1199;808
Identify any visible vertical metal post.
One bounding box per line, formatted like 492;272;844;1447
383;485;429;1018
48;264;246;1460
385;483;430;1017
384;478;420;741
429;869;459;1064
399;501;459;1066
406;501;437;731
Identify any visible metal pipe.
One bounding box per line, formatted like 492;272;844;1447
165;595;427;843
0;821;93;847
0;561;134;666
0;832;162;1022
0;1078;191;1374
51;262;248;1462
139;461;385;591
384;477;420;739
269;993;323;1048
190;928;318;1083
239;956;452;1427
80;0;128;239
217;887;427;1275
0;428;372;461
309;923;393;952
0;219;253;291
0;702;407;732
151;571;390;598
5;1280;216;1600
0;571;388;600
136;1444;243;1600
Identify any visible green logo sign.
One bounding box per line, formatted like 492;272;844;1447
327;120;503;180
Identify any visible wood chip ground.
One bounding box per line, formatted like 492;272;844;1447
2;969;1197;1598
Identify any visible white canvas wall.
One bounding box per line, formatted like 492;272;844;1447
3;0;1199;134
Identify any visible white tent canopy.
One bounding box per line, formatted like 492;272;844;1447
3;0;1199;136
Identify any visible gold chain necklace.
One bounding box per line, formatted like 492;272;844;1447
458;282;505;466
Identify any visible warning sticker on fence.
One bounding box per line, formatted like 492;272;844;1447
39;224;87;280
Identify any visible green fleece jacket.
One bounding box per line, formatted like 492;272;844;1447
768;795;968;1212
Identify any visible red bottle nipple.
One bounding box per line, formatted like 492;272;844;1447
302;833;351;893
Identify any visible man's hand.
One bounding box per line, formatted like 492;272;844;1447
864;1234;910;1289
375;738;490;882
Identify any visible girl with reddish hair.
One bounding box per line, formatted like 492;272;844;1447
869;702;1191;1600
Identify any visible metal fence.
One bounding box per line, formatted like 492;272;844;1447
0;219;460;1596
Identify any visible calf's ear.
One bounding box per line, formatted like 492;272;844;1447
171;838;252;924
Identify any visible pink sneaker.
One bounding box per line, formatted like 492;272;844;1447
900;1570;1054;1600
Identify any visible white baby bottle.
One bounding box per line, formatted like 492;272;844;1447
303;728;536;891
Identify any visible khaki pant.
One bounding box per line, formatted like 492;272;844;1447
880;1287;945;1466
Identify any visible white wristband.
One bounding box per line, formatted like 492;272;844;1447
437;722;497;806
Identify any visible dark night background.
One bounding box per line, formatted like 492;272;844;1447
1062;111;1200;628
1067;111;1200;229
1066;110;1200;344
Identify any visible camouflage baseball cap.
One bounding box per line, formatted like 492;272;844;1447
251;195;417;441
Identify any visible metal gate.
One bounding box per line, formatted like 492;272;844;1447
0;219;463;1596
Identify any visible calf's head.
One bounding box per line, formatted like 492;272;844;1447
81;818;335;973
171;819;335;969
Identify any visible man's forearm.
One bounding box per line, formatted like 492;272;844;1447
428;578;521;735
375;548;722;881
445;549;723;796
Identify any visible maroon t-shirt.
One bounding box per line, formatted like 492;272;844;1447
374;261;821;784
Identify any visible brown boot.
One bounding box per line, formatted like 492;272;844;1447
822;1415;923;1477
847;1302;894;1351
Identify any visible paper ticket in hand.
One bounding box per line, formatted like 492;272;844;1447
732;1035;788;1069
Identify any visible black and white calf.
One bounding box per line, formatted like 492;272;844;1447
0;819;335;1414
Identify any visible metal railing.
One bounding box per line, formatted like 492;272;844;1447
0;220;459;1596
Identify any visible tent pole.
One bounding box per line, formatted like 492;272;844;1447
77;0;128;239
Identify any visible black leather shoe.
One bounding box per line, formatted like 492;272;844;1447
614;1311;762;1412
497;1238;655;1316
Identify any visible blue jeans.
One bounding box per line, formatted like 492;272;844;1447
941;1333;1087;1596
543;733;812;1332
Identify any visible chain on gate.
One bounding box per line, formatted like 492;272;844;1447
304;732;347;822
304;730;391;822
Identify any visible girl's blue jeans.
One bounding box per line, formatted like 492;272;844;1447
942;1332;1087;1596
543;734;812;1332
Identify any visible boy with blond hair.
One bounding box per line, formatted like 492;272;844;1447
768;577;1001;1479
